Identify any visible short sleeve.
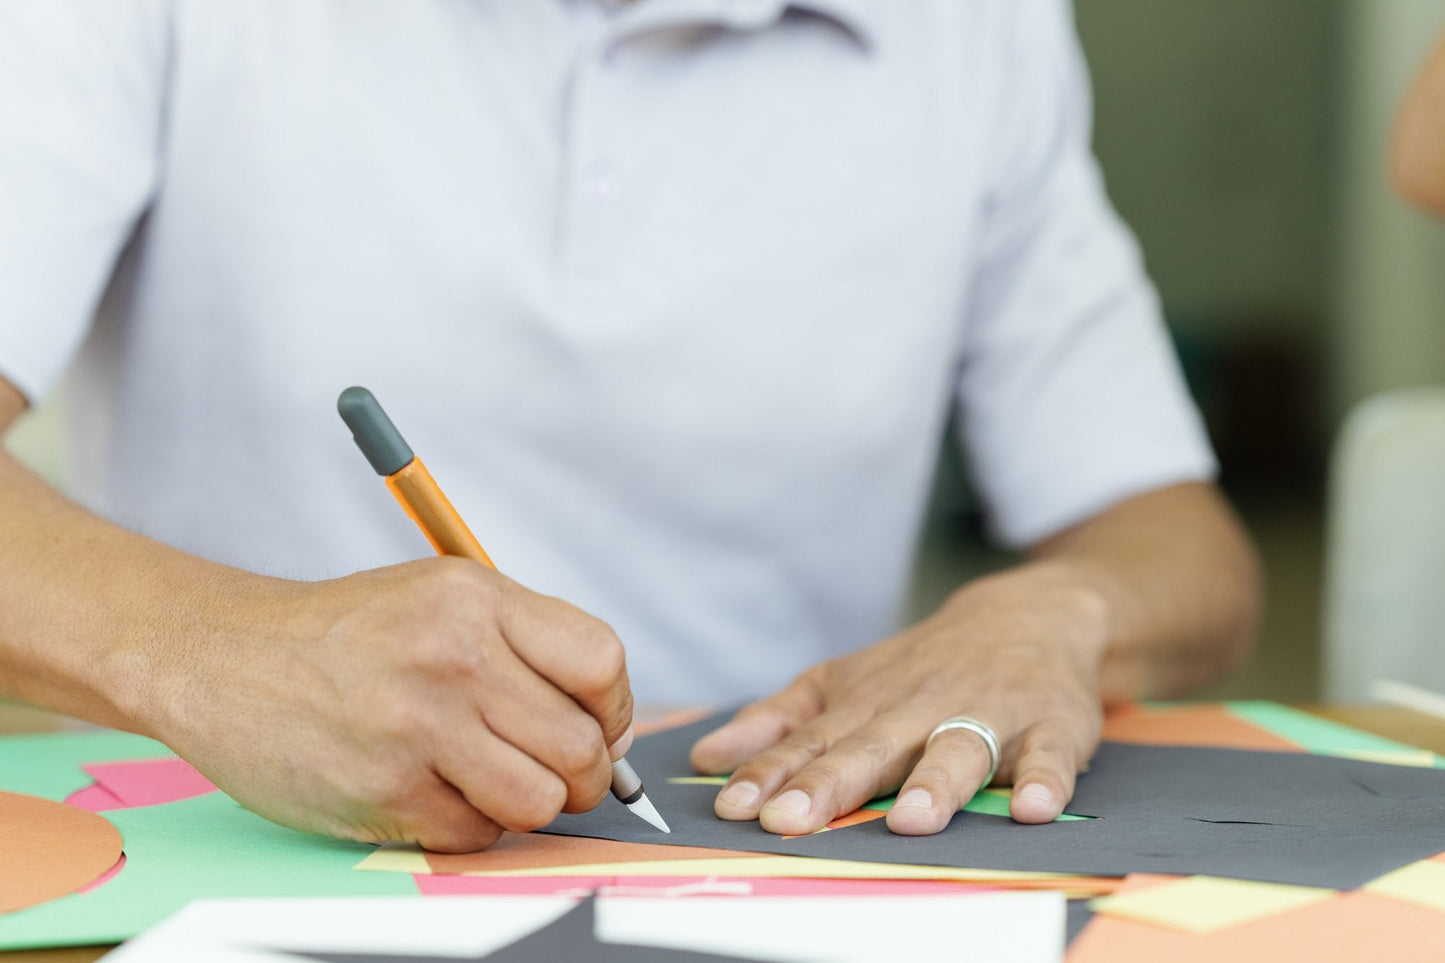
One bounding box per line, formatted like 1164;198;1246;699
0;0;169;403
955;0;1217;548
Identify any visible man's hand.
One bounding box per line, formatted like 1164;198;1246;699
689;481;1259;836
689;565;1106;835
148;557;634;853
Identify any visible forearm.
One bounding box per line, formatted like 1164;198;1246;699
1393;32;1445;216
1027;481;1259;702
0;445;274;735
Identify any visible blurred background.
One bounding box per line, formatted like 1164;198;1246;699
915;0;1445;703
7;0;1445;705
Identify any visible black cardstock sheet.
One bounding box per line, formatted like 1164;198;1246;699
543;712;1445;890
273;894;760;962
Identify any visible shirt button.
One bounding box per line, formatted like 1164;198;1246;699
582;161;622;201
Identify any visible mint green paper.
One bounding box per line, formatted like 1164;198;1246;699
863;787;1091;821
1224;701;1445;765
0;732;413;951
0;729;171;800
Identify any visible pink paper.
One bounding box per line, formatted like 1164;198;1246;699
413;874;996;898
64;783;127;812
78;854;127;894
76;758;218;809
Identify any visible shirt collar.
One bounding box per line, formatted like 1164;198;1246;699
789;0;878;47
608;0;879;52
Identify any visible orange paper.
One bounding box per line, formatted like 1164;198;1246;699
1069;875;1445;963
0;790;125;914
1101;705;1301;752
423;831;746;875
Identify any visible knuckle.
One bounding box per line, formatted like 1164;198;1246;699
843;734;896;771
788;725;834;760
795;758;848;797
609;686;635;738
557;740;602;783
578;623;627;691
420;555;492;606
505;781;568;832
371;695;437;744
551;718;605;780
725;757;773;790
566;768;612;813
908;763;958;787
364;769;421;813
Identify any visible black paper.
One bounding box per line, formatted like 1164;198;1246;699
543;712;1445;890
1065;900;1094;946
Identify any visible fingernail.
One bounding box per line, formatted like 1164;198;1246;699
765;789;813;817
607;724;635;761
718;780;761;810
895;788;934;810
1017;783;1053;807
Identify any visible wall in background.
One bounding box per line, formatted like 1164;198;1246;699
1075;0;1338;343
1074;0;1342;490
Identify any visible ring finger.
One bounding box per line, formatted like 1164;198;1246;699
886;718;1001;836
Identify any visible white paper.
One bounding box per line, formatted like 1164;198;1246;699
101;891;1064;963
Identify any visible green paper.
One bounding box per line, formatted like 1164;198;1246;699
863;786;1090;821
1224;701;1445;765
0;733;415;951
0;729;172;801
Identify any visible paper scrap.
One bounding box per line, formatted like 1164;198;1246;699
1333;748;1441;768
411;873;1002;898
354;833;1116;895
77;758;217;809
274;894;761;962
1091;875;1335;934
1226;701;1440;763
1102;704;1301;751
101;893;1066;963
0;729;171;801
0;790;125;915
1069;884;1445;962
0;788;414;950
66;784;127;812
859;786;1091;822
1364;859;1445;913
354;844;430;876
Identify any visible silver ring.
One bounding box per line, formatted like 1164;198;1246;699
926;716;1000;787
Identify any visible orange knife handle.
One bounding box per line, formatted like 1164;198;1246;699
385;458;497;570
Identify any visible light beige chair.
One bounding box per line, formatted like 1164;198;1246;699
1323;388;1445;703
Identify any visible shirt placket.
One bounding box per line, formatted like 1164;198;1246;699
555;0;789;300
556;23;627;297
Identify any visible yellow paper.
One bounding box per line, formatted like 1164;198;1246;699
456;853;1093;884
1091;875;1335;935
1332;747;1441;768
1365;859;1445;912
354;842;430;874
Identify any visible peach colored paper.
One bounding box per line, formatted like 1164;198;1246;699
1069;875;1445;963
0;790;125;914
413;873;1003;897
423;831;746;875
1101;704;1301;751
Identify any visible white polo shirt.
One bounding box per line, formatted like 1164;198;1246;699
0;0;1215;703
